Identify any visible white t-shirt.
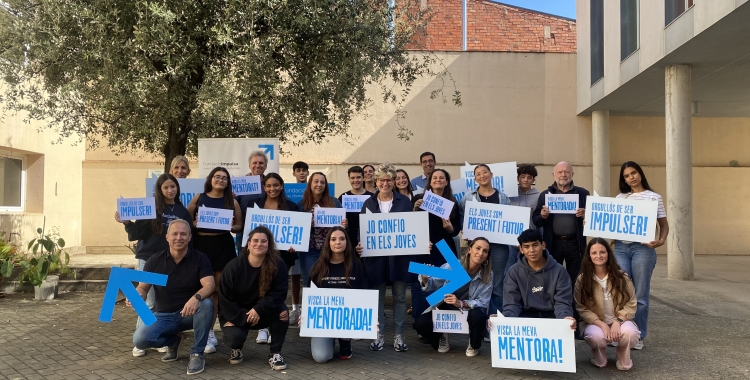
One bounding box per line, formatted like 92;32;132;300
594;274;616;324
378;199;392;214
616;190;666;244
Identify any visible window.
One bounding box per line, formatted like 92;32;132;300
621;0;639;60
665;0;694;26
0;156;24;211
591;0;605;85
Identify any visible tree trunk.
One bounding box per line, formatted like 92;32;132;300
162;121;189;174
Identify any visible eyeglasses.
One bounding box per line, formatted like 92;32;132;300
377;178;394;184
213;175;229;182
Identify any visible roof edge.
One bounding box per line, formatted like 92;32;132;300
487;1;576;22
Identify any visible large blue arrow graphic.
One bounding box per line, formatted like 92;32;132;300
258;144;275;160
408;240;471;306
98;267;168;326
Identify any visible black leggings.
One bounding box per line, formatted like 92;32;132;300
221;304;289;354
413;306;487;351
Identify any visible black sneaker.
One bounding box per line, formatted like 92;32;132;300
339;339;353;360
229;349;243;365
186;353;204;375
268;352;287;370
161;332;183;362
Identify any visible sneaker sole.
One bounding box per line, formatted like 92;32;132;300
270;364;287;371
162;334;183;362
186;366;205;375
394;347;408;352
438;348;450;353
466;351;479;357
229;358;243;365
132;350;146;357
339;354;353;360
204;345;216;354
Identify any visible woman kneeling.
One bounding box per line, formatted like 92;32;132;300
575;238;640;371
413;238;492;356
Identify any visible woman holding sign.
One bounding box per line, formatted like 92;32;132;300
358;163;415;352
612;161;669;350
411;168;461;318
298;172;347;288
457;164;512;320
575;238;639;370
304;226;369;362
218;226;290;371
115;173;193;357
187;167;243;353
413;237;492;356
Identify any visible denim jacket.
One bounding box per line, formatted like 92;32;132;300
419;263;493;310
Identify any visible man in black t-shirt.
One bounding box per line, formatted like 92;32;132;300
130;219;215;375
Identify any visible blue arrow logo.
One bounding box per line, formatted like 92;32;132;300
258;144;275;160
98;267;168;326
408;240;471;306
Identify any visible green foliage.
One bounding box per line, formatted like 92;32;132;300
0;233;21;278
0;0;460;171
16;227;72;287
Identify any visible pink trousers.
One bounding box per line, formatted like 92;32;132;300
584;321;640;369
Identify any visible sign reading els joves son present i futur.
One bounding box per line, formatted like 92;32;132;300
300;287;378;339
461;201;530;245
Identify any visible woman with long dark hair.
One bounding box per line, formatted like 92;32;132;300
413;237;493;356
115;173;192;357
575;238;639;370
252;173;299;344
219;226;289;371
613;161;668;350
395;169;414;200
297;172;347;288
303;226;369;362
187;167;243;353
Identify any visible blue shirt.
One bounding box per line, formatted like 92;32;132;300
410;174;428;190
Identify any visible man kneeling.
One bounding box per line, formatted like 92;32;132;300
130;219;215;375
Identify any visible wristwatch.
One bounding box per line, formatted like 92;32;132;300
616;317;624;323
194;293;202;301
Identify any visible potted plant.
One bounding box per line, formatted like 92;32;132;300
0;234;21;297
18;227;73;300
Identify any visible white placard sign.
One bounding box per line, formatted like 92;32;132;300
460;161;518;197
198;138;280;177
341;195;370;212
461;201;530;245
231;175;262;196
544;194;579;214
490;316;576;373
117;197;156;220
419;190;455;220
359;211;430;257
196;207;233;231
583;195;658;243
432;309;469;334
241;205;312;251
313;207;346;227
450;179;470;203
300;287;379;339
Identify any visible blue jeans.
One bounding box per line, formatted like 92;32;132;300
488;243;510;314
310;337;350;363
614;241;656;340
133;298;214;355
135;259;156;331
505;245;520;276
375;281;407;335
410;282;430;318
299;248;321;287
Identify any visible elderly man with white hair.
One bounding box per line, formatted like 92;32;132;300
130;219;215;375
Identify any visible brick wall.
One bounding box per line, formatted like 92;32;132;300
409;0;577;52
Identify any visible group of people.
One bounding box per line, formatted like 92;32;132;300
114;150;668;375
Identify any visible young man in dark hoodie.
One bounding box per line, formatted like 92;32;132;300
500;229;576;330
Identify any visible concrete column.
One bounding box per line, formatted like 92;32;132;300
592;110;610;197
665;65;694;280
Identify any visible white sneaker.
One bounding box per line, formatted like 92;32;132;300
256;328;270;344
157;346;168;353
633;339;644;350
438;333;450;353
203;342;216;354
289;309;301;326
465;344;479;357
132;347;146;357
208;330;218;346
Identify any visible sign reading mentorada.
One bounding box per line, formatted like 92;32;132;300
489;316;576;373
300;287;378;339
460;161;518;197
544;194;579;214
117;197;156;220
241;205;312;251
313;207;346;228
341;194;370;212
198;138;280;177
359;211;429;257
461;201;530;245
583;195;658;243
231;175;262;196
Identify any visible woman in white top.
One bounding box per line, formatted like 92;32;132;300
613;161;669;350
575;238;639;370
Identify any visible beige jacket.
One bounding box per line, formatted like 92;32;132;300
574;271;637;330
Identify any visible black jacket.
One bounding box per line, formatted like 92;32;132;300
532;181;589;254
218;255;288;327
360;191;415;285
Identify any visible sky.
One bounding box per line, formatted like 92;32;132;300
494;0;577;20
